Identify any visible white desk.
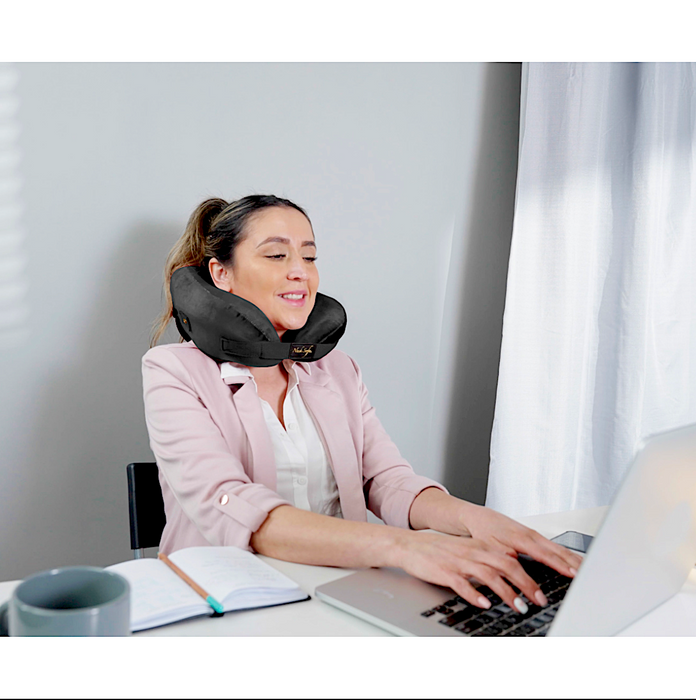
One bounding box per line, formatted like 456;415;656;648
3;506;696;636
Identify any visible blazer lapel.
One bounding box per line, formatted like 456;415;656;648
226;378;279;492
297;365;367;523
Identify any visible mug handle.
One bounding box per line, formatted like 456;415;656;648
0;601;8;636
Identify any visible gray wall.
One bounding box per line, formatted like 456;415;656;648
438;65;521;505
0;63;520;580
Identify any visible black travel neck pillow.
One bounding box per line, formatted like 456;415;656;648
170;265;347;367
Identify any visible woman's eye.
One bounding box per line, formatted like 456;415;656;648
265;254;317;262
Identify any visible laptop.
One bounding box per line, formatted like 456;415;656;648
315;423;696;636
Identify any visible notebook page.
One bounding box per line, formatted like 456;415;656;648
107;558;206;628
169;547;302;603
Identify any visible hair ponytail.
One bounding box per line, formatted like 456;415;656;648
149;198;227;347
149;194;312;348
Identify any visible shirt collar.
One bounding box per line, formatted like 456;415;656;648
220;358;311;388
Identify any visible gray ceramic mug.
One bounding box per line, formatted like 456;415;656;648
0;566;130;636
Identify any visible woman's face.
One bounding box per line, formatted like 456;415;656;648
209;206;319;340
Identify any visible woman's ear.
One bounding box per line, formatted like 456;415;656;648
209;258;233;293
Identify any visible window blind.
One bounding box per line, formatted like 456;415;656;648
0;63;27;346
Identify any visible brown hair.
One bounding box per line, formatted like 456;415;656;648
149;194;311;347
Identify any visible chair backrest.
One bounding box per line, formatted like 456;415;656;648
126;462;166;558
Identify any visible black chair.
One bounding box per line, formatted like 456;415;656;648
126;462;166;559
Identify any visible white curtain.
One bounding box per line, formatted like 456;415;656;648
486;63;696;518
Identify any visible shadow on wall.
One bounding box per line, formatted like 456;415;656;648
11;223;180;578
442;63;522;506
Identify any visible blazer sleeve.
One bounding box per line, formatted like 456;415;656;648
142;347;290;550
349;356;449;529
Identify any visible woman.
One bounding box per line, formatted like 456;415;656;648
144;194;581;614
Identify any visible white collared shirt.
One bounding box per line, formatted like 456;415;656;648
220;359;343;519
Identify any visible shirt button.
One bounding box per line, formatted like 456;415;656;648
219;494;229;505
297;476;308;486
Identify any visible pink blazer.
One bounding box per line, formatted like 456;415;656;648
142;341;447;554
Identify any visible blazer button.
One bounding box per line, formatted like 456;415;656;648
219;494;229;505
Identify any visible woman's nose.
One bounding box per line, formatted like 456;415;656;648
288;267;309;280
287;255;309;280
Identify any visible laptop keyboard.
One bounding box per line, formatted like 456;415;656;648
419;558;572;637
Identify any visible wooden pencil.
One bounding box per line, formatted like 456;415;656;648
158;552;225;614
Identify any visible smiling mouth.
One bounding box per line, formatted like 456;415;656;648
278;293;307;306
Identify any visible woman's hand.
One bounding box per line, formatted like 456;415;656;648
392;529;552;612
461;502;582;580
407;488;583;608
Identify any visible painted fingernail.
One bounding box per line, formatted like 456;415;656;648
570;567;578;576
534;590;548;606
477;596;491;609
513;597;528;614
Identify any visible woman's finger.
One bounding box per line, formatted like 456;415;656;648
475;569;537;613
454;552;540;613
517;534;582;577
482;551;549;608
446;540;539;610
446;543;523;610
447;574;497;610
534;535;582;571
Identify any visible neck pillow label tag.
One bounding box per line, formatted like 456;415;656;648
170;266;347;367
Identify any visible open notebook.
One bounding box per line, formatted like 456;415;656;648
107;547;309;632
